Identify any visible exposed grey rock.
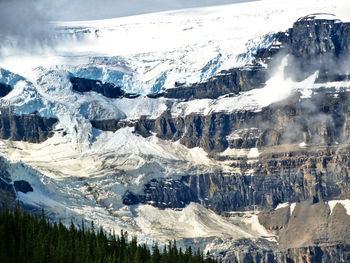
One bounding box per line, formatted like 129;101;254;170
162;66;267;99
285;19;350;82
133;90;350;154
134;116;156;137
0;83;12;98
211;238;277;263
278;244;350;263
259;200;350;247
0;157;16;209
47;17;350;263
90;119;132;132
0;108;58;143
0;184;16;210
248;200;350;263
71;77;140;99
71;77;125;98
279;201;350;248
123;177;198;209
221;243;350;263
122;190;140;205
14;180;33;194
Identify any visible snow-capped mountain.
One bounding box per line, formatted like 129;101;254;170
1;0;349;95
1;0;350;262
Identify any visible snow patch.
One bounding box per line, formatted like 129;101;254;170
328;200;350;216
244;214;275;242
220;148;251;157
290;202;296;216
299;142;307;148
275;202;296;216
248;148;260;158
275;202;289;210
219;147;260;159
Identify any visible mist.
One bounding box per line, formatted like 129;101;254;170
0;0;55;54
0;0;256;54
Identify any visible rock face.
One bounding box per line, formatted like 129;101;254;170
0;183;15;210
0;108;58;143
286;17;350;82
90;119;134;132
14;180;33;194
278;245;350;263
0;157;16;209
141;177;198;208
71;77;125;98
280;202;350;248
132;89;350;153
123;177;198;208
229;200;350;263
0;83;12;98
0;159;36;212
125;90;350;216
259;201;350;248
161;66;267;99
211;200;350;262
124;142;350;212
222;243;350;263
71;77;140;99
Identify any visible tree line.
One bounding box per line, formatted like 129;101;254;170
0;205;218;263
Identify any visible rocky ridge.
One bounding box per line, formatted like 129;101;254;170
0;108;57;143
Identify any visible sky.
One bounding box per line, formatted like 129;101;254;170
0;0;255;50
1;0;256;22
47;0;257;21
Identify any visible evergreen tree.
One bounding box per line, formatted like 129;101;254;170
0;205;218;263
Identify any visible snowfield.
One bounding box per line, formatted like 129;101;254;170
328;200;350;216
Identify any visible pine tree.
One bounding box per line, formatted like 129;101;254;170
152;242;161;263
0;207;218;263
